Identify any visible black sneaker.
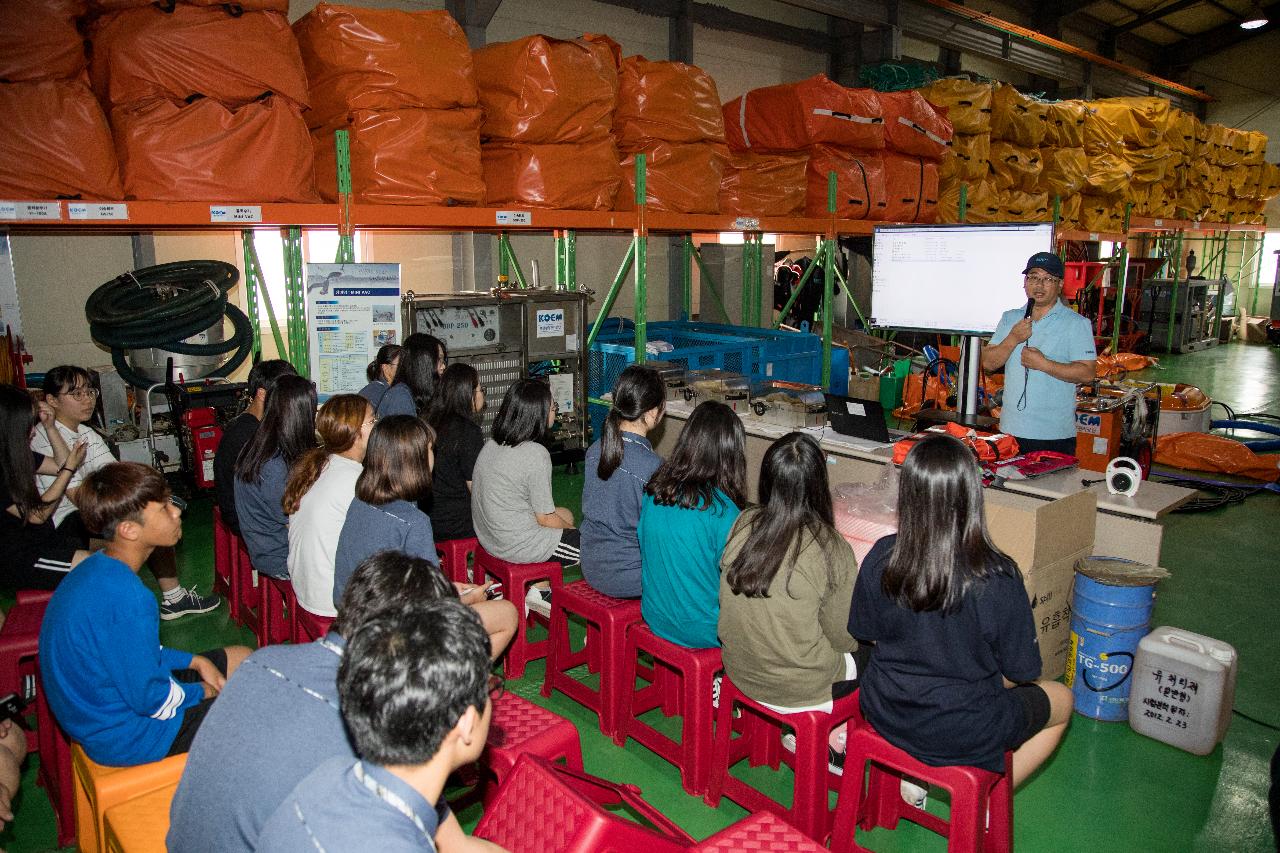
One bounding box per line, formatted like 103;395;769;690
828;745;846;776
160;587;221;621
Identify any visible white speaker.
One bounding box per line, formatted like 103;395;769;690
1105;456;1142;496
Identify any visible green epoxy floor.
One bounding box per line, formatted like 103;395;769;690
3;341;1277;852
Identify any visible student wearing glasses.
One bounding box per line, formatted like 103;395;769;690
980;253;1097;456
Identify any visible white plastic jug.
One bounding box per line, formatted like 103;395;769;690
1128;626;1237;756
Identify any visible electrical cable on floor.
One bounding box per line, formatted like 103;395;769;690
1148;475;1266;512
1232;708;1280;732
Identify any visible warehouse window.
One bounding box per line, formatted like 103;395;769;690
1261;230;1279;286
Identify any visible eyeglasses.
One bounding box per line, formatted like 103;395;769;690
63;387;99;400
1024;273;1059;286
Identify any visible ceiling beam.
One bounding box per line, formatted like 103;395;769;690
1102;0;1193;37
593;0;830;51
1066;12;1164;62
1108;0;1202;35
1159;1;1280;73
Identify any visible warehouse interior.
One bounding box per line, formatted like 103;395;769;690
1;0;1278;851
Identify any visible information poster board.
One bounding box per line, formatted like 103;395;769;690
306;263;401;396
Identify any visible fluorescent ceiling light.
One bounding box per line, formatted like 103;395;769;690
1240;16;1268;28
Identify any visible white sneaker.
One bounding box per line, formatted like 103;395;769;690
524;585;552;619
781;733;797;753
900;777;928;809
711;674;722;708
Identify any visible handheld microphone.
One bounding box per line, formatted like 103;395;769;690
1023;298;1034;319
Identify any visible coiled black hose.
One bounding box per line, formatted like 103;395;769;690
86;260;254;389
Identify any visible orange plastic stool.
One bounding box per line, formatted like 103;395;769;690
71;744;186;853
103;782;178;853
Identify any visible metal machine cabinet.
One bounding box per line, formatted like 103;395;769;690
1138;277;1225;353
401;289;589;463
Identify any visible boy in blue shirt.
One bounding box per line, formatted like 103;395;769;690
40;462;251;766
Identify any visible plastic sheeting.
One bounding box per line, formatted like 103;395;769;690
805;146;886;220
937;179;998;223
1095;353;1157;377
294;4;476;128
1240;129;1268;166
881;152;939;222
1083;106;1123;154
723;75;883;152
1057;192;1082;228
1164;108;1203;155
1122;143;1172;185
989;84;1047;147
0;0;86;83
313;107;482;205
0;81;122;200
89;6;310;109
939;132;989;183
918;78;993;134
1044;100;1087;148
1085;152;1134;196
614;56;724;146
719;151;807;218
481;139;620;210
115;95;316;202
1090;97;1168;147
472;35;618;144
615;141;728;213
988;140;1042;192
878;89;953;160
1132;182;1175;218
1038;147;1088;198
91;0;288;8
1155;432;1280;483
1079;194;1124;232
997;188;1049;222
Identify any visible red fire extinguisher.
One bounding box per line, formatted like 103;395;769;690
181;407;222;489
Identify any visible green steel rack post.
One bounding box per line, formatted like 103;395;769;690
1163;229;1185;353
681;235;694;321
634;154;648;364
584;242;636;349
821;172;836;389
1109;204;1134;354
334;130;356;264
241;232;288;361
282;226;309;377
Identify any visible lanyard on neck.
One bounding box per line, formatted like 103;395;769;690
352;762;435;845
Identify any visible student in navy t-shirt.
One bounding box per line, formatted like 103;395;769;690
849;435;1071;788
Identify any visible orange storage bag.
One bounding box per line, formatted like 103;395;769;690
313;107;483;206
990;84;1047;147
0;0;86;83
939;132;989;183
880;153;939;223
91;0;288;9
473;35;618;144
0;81;121;200
481;139;620;210
1038;146;1088;197
89;5;309;109
723;75;883;152
918;78;993;134
613;56;724;146
879;89;953;160
1044;100;1087;148
718;151;808;218
988;140;1042;192
805;146;887;220
294;4;477;128
937;179;1000;224
1156;433;1279;482
615;141;729;214
997;188;1050;222
114;95;316;202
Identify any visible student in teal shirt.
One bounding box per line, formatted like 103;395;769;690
638;401;747;649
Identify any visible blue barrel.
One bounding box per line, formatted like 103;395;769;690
1065;573;1156;721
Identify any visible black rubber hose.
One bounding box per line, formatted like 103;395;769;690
86;260;254;388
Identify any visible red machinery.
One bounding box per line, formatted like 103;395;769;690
1074;380;1159;475
179;407;222;489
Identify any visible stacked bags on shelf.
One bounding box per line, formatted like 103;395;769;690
88;1;315;201
473;34;621;210
613;56;728;214
0;0;123;199
297;3;482;205
922;78;996;223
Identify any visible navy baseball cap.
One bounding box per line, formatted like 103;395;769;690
1023;252;1065;279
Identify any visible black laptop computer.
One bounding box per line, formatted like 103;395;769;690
824;394;892;443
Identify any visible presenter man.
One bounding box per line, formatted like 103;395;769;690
981;252;1097;455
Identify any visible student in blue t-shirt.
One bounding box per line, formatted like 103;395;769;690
40;462;251;767
256;599;500;853
849;435;1072;795
638;401;746;649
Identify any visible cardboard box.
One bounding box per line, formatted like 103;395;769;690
1023;547;1091;679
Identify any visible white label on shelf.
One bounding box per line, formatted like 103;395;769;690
495;210;532;225
565;332;578;351
1153;218;1164;227
536;308;565;338
733;216;761;230
1088;232;1100;241
0;201;62;221
210;205;262;223
68;203;129;220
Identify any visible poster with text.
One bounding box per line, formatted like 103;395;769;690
306;263;401;397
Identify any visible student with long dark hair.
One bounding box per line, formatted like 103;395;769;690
234;375;316;579
472;379;579;617
638;401;746;649
850;434;1071;793
579;365;665;599
424;363;485;542
375;333;446;418
357;344;401;411
720;432;864;772
334;416;517;659
213;360;296;535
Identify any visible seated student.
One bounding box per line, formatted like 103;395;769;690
424;363;485;542
472;379;579;618
33;366;218;618
0;718;28;831
39;462;251;766
233;374;316;578
213;359;296;535
2;383;90;589
719;432;864;772
169;551;491;853
850;435;1072;796
358;344;402;411
638;401;746;649
376;333;447;418
579;365;664;599
284;394;373;619
257;600;506;853
335;416;516;659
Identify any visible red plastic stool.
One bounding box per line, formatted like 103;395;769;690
830;724;1012;853
693;811;829;851
704;674;863;843
474;546;563;679
437;537;480;584
540;580;642;739
293;607;334;643
616;623;721;795
35;670;75;848
480;693;583;802
0;589;52;698
229;537;262;639
258;576;295;646
211;506;233;599
474;754;693;853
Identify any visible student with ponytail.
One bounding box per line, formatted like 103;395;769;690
284;395;375;619
579;366;665;598
357;344;401;411
375;333;446;418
